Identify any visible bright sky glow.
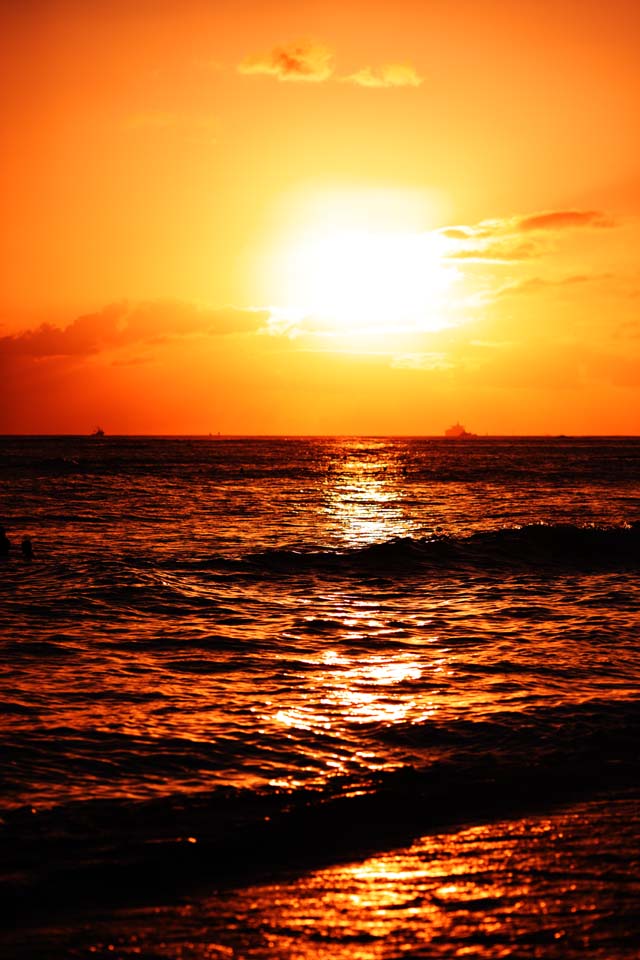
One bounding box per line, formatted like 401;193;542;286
2;0;640;434
275;227;458;334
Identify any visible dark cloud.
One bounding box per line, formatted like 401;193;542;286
0;301;270;364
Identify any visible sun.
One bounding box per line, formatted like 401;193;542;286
281;227;456;334
258;187;459;344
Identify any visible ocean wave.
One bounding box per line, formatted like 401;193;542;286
238;523;640;574
376;697;640;754
3;696;639;921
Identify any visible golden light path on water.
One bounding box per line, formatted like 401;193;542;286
234;801;632;960
3;438;640;959
269;646;442;765
37;792;640;959
321;444;416;547
18;437;615;805
264;445;453;789
107;439;597;798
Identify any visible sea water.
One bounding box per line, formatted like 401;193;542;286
1;436;639;958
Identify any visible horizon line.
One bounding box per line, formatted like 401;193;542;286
1;432;639;440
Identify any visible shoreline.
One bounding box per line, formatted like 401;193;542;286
4;785;640;959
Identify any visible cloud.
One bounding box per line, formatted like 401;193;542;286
343;63;423;88
440;210;613;243
440;227;474;240
498;274;593;296
238;41;334;82
237;42;423;90
516;210;613;232
438;209;615;263
0;301;271;366
445;240;540;262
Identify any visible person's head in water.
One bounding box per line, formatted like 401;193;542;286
21;535;33;560
0;526;10;554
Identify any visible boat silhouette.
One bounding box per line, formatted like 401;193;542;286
445;422;476;439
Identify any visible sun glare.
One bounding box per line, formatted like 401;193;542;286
260;188;459;345
283;228;456;333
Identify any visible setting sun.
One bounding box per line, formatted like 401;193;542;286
3;4;640;957
273;226;458;337
1;0;639;436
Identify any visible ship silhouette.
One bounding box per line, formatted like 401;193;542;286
445;422;476;439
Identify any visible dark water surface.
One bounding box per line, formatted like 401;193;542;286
1;436;639;957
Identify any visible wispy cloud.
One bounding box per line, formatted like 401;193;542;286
237;42;423;89
238;41;334;83
343;63;423;88
445;240;540;263
516;210;613;231
438;209;615;263
498;274;593;296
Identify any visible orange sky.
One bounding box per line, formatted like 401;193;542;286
1;0;639;435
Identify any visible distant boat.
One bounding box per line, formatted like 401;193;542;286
91;427;105;438
445;422;476;439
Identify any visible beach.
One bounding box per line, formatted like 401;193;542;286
1;435;639;958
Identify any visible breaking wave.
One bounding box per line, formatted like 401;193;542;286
240;523;640;573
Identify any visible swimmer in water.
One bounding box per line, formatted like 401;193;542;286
0;526;10;556
21;535;33;561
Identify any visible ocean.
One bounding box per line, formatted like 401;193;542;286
1;435;639;958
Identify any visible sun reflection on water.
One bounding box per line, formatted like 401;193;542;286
63;795;640;959
267;641;442;788
222;808;611;956
272;648;435;730
322;444;415;547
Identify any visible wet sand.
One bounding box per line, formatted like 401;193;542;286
4;788;640;960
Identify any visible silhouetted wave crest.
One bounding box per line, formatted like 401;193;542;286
243;523;640;573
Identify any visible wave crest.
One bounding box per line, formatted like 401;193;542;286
246;523;640;573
